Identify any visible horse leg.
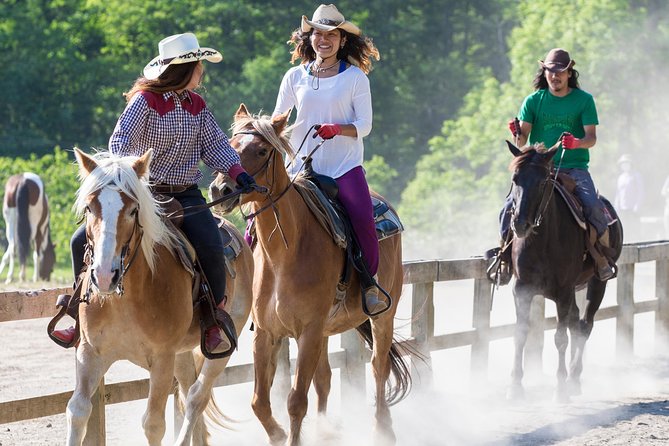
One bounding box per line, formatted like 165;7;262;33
509;286;533;400
143;354;176;446
568;277;607;393
370;316;396;445
0;248;10;283
32;249;38;282
553;290;573;402
1;209;15;283
566;298;584;396
288;324;325;446
174;351;230;446
66;344;110;446
252;328;287;446
313;337;331;415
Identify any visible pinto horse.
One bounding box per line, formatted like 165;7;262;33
505;141;622;401
65;149;253;446
0;172;55;283
210;105;410;445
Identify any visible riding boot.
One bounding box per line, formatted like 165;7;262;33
485;245;513;286
363;274;389;316
48;280;84;347
594;228;615;281
204;297;234;354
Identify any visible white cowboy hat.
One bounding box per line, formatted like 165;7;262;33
143;32;222;80
301;4;361;36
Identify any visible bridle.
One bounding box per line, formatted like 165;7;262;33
84;199;144;296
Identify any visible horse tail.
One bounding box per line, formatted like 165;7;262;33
15;180;31;266
355;320;414;405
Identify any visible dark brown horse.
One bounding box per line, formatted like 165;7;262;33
506;141;623;401
0;172;55;282
210;105;410;445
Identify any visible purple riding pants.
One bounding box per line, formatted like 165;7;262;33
336;166;379;276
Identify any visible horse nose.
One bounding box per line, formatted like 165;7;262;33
90;267;120;294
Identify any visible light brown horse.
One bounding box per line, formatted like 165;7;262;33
66;149;253;446
209;105;410;445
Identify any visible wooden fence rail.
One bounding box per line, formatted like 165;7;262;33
1;241;668;444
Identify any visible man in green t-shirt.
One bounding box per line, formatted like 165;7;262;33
487;48;615;284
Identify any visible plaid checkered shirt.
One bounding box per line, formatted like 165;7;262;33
108;90;240;185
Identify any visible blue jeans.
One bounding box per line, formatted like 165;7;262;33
71;188;227;305
499;168;608;239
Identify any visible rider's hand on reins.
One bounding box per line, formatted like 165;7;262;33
560;132;581;150
312;123;341;140
508;118;520;136
235;171;259;193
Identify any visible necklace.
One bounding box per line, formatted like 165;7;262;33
309;59;339;75
309;59;340;91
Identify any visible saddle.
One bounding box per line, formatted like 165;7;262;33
292;160;404;316
47;197;242;359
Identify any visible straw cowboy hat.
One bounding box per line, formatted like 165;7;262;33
143;32;222;80
539;48;575;73
301;4;361;36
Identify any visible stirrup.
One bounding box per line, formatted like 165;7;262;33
47;294;81;348
361;287;389;317
200;305;238;360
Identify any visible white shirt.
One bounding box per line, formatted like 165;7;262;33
273;63;373;179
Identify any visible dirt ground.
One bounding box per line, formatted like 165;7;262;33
1;316;668;446
1;268;668;445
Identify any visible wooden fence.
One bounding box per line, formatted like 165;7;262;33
1;241;668;444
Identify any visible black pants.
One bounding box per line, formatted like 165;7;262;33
70;188;227;305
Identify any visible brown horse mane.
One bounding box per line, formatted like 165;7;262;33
508;142;550;172
231;113;295;161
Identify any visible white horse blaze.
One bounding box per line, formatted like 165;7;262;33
92;188;124;292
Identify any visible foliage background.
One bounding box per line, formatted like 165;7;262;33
1;0;668;270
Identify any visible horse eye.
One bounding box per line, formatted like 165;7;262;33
258;148;268;157
130;207;139;217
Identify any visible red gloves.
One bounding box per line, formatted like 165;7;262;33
313;124;342;140
508;118;520;136
561;132;581;149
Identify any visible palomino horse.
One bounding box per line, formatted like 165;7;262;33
0;172;55;282
210;105;411;445
505;141;622;401
66;149;253;446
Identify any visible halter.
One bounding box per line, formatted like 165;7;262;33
511;142;563;233
85;202;144;296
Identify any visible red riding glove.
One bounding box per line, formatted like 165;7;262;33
561;132;581;149
508;118;520;136
313;124;342;140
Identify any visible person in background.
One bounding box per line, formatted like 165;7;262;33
272;4;387;315
488;48;615;284
51;32;256;354
614;154;644;242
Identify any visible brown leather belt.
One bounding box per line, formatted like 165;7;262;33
149;183;198;194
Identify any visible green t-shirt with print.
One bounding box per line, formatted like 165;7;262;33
518;88;599;169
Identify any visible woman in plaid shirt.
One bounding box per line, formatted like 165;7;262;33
52;33;255;354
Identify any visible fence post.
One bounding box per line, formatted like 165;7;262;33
340;329;368;402
655;259;669;344
411;282;434;387
83;378;106;446
471;278;492;381
525;296;545;374
616;263;635;358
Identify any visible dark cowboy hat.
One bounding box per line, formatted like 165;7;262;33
538;48;575;73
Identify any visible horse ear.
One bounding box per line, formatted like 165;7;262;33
506;140;523;157
271;108;291;135
235;103;250;120
133;149;153;180
73;148;98;178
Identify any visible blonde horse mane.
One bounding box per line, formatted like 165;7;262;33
231;113;295;161
74;151;179;273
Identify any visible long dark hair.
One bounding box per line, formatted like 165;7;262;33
532;66;580;90
288;29;380;74
124;61;199;102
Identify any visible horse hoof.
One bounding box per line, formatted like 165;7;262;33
553;389;571;404
506;384;525;401
566;379;582;396
268;429;288;446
